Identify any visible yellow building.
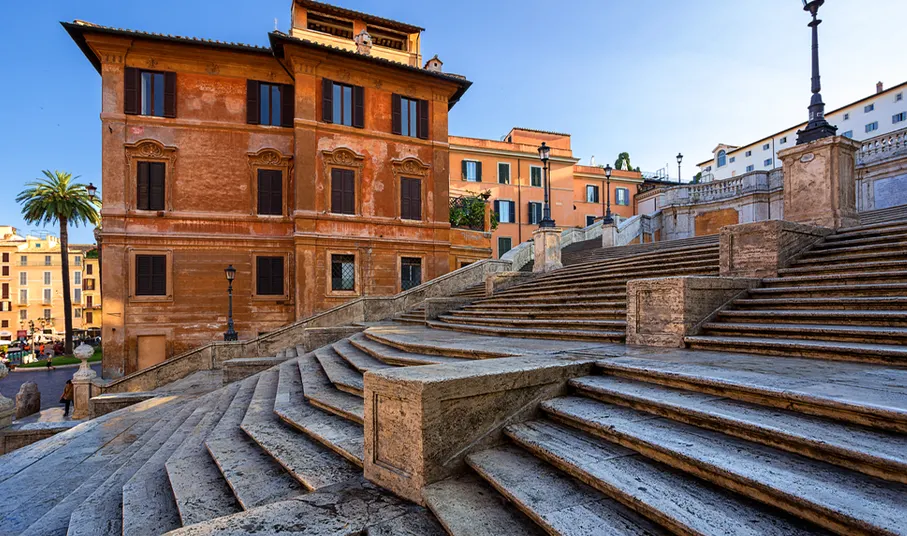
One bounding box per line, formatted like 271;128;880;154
0;226;97;344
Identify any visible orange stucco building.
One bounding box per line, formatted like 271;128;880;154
64;1;481;378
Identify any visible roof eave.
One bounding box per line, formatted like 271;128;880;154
62;21;103;74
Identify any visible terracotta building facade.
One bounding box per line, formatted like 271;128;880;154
64;1;474;378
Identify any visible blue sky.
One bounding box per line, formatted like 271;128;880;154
1;0;905;243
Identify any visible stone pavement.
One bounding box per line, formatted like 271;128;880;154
0;363;101;410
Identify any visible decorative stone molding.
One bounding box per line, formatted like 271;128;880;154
391;157;431;178
124;139;177;212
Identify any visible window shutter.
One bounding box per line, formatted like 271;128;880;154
528;202;534;223
391;94;402;135
149;163;165;211
124;67;139;115
476;161;483;182
352;85;364;128
281;84;295;128
418;99;429;140
257;171;269;215
536;203;543;224
137;162;150;210
247;80;260;124
151;256;166;295
136;256;151;295
322;79;334;123
331;169;342;213
256;257;269;295
343;170;355;214
163;72;177;118
412;179;421;220
272;258;284;295
271;171;282;215
493;200;500;220
461;160;467;180
400;178;410;219
509;201;516;223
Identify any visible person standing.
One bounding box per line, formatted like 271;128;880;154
61;380;74;417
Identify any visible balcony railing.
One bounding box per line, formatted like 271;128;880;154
857;127;907;166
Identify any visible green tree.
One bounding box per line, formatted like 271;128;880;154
17;171;101;355
692;172;703;184
615;152;633;171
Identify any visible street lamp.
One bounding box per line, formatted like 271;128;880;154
602;164;614;225
223;265;238;342
537;142;556;228
676;153;683;184
796;0;837;144
86;182;97;201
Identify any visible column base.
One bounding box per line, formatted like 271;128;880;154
532;228;563;273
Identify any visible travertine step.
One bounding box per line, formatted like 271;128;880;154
762;270;907;287
506;420;821;536
792;249;907;266
314;347;365;396
685;334;907;365
813;229;907;248
594;357;907;433
541;397;907;536
166;384;242;527
462;301;625;311
240;367;359;490
204;376;304;509
122;395;216;536
779;259;907;276
349;332;470;366
733;296;907;311
448;309;626;320
855;206;907;227
566;377;907;483
476;291;626;305
422;474;546;536
701;322;907;344
467;444;667;535
437;315;626;330
332;338;394;372
273;359;363;466
297;352;364;423
839;217;907;235
428;319;625;342
748;282;907;298
798;240;907;258
363;330;508;359
68;397;206;536
492;264;719;297
716;309;907;326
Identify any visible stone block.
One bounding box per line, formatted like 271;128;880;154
222;356;287;384
362;355;596;503
485;271;534;296
71;378;95;420
14;382;41;420
532;228;563;273
89;392;158;419
720;220;831;278
423;298;475;320
779;135;861;229
626;276;760;348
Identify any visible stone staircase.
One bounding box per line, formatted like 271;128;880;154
859;203;907;225
426;352;907;536
428;239;720;341
393;283;487;325
560;234;719;266
687;218;907;364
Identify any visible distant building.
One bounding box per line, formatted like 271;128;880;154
698;80;907;182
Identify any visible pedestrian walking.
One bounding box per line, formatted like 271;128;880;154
45;354;55;371
60;380;74;417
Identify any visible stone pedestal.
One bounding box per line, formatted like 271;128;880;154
626;276;760;348
0;364;14;428
71;344;98;420
532;228;562;273
601;221;618;247
719;220;832;278
779;135;861;229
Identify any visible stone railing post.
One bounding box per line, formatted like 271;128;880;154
532;228;562;272
71;343;97;420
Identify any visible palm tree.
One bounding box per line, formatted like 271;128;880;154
17;171;100;355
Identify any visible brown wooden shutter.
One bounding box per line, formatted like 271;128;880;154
271;171;282;215
256;257;269;295
418;99;429;140
257;170;269;215
124;67;139;115
461;160;467;180
391;94;402;135
151;256;166;295
493;200;500;220
137;162;150;210
247;80;260;124
476;161;483;182
149;163;165;211
281;84;294;127
343;170;355;214
400;178;411;219
135;255;152;295
271;258;284;295
322;79;333;123
411;179;421;220
163;72;176;118
352;85;364;128
330;169;342;213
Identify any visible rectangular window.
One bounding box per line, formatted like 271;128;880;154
897;93;904;102
0;266;6;277
586;215;596;227
256;256;285;296
530;166;542;187
137;161;166;211
20;256;26;266
86;312;93;324
392;95;428;139
44;256;51;266
498;163;510;184
43;308;51;319
893;112;907;124
322;79;364;128
124;68;175;117
43;272;51;285
866;121;879;133
745;150;752;157
43;288;52;304
585;185;599;203
19;310;27;321
331;254;356;291
528;202;543;225
865;104;875;113
74;256;81;266
1;320;7;328
746;164;755;172
330;168;356;215
0;302;9;312
74;308;81;318
86;295;93;307
764;158;773;167
729;156;736;163
19;289;27;305
494;200;515;223
84;279;95;291
246;80;294;127
780;136;787;144
462;160;481;182
74;289;82;303
135;254;167;296
257;169;283;216
498;237;512;258
2;252;8;262
86;264;93;275
400;257;422;291
74;272;82;285
19;272;26;285
400;177;422;220
1;283;7;300
842;130;853;138
843;113;850;120
616;188;630;206
762;143;770;151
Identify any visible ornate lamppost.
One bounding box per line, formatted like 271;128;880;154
537;142;556;228
602;164;614;224
223;265;238;342
796;0;837;144
676;153;683;184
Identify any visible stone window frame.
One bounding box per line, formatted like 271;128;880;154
125;139;177;213
127;248;174;303
391;157;431;222
322;148;365;216
251;251;291;302
325;248;360;298
248;149;293;218
397;253;426;294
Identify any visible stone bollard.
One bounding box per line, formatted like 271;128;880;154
601;220;619;247
532;228;563;273
71;343;97;420
0;363;14;428
15;381;40;420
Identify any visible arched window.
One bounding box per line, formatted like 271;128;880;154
717;150;727;167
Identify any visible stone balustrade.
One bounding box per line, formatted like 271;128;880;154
857;127;907;166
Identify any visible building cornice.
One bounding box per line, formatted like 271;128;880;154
450;144;579;164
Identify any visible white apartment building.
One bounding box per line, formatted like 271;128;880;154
697;81;907;182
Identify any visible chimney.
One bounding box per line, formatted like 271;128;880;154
877;81;884;94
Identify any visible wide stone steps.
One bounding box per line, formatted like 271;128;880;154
857;204;907;226
314;347;364;396
428;319;626;342
506;420;823;535
436;315;626;330
700;322;907;345
798;239;907;259
474;291;627;306
747;282;907;299
297;351;364;424
716;308;907;326
331;338;395;373
448;308;626;320
761;270;907;288
561;235;720;266
732;296;907;311
792;248;907;266
490;265;719;298
539;397;907;536
779;259;907;277
362;329;509;359
461;300;626;311
350;332;472;366
686;334;907;365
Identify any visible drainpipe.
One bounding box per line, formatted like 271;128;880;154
517;157;522;245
